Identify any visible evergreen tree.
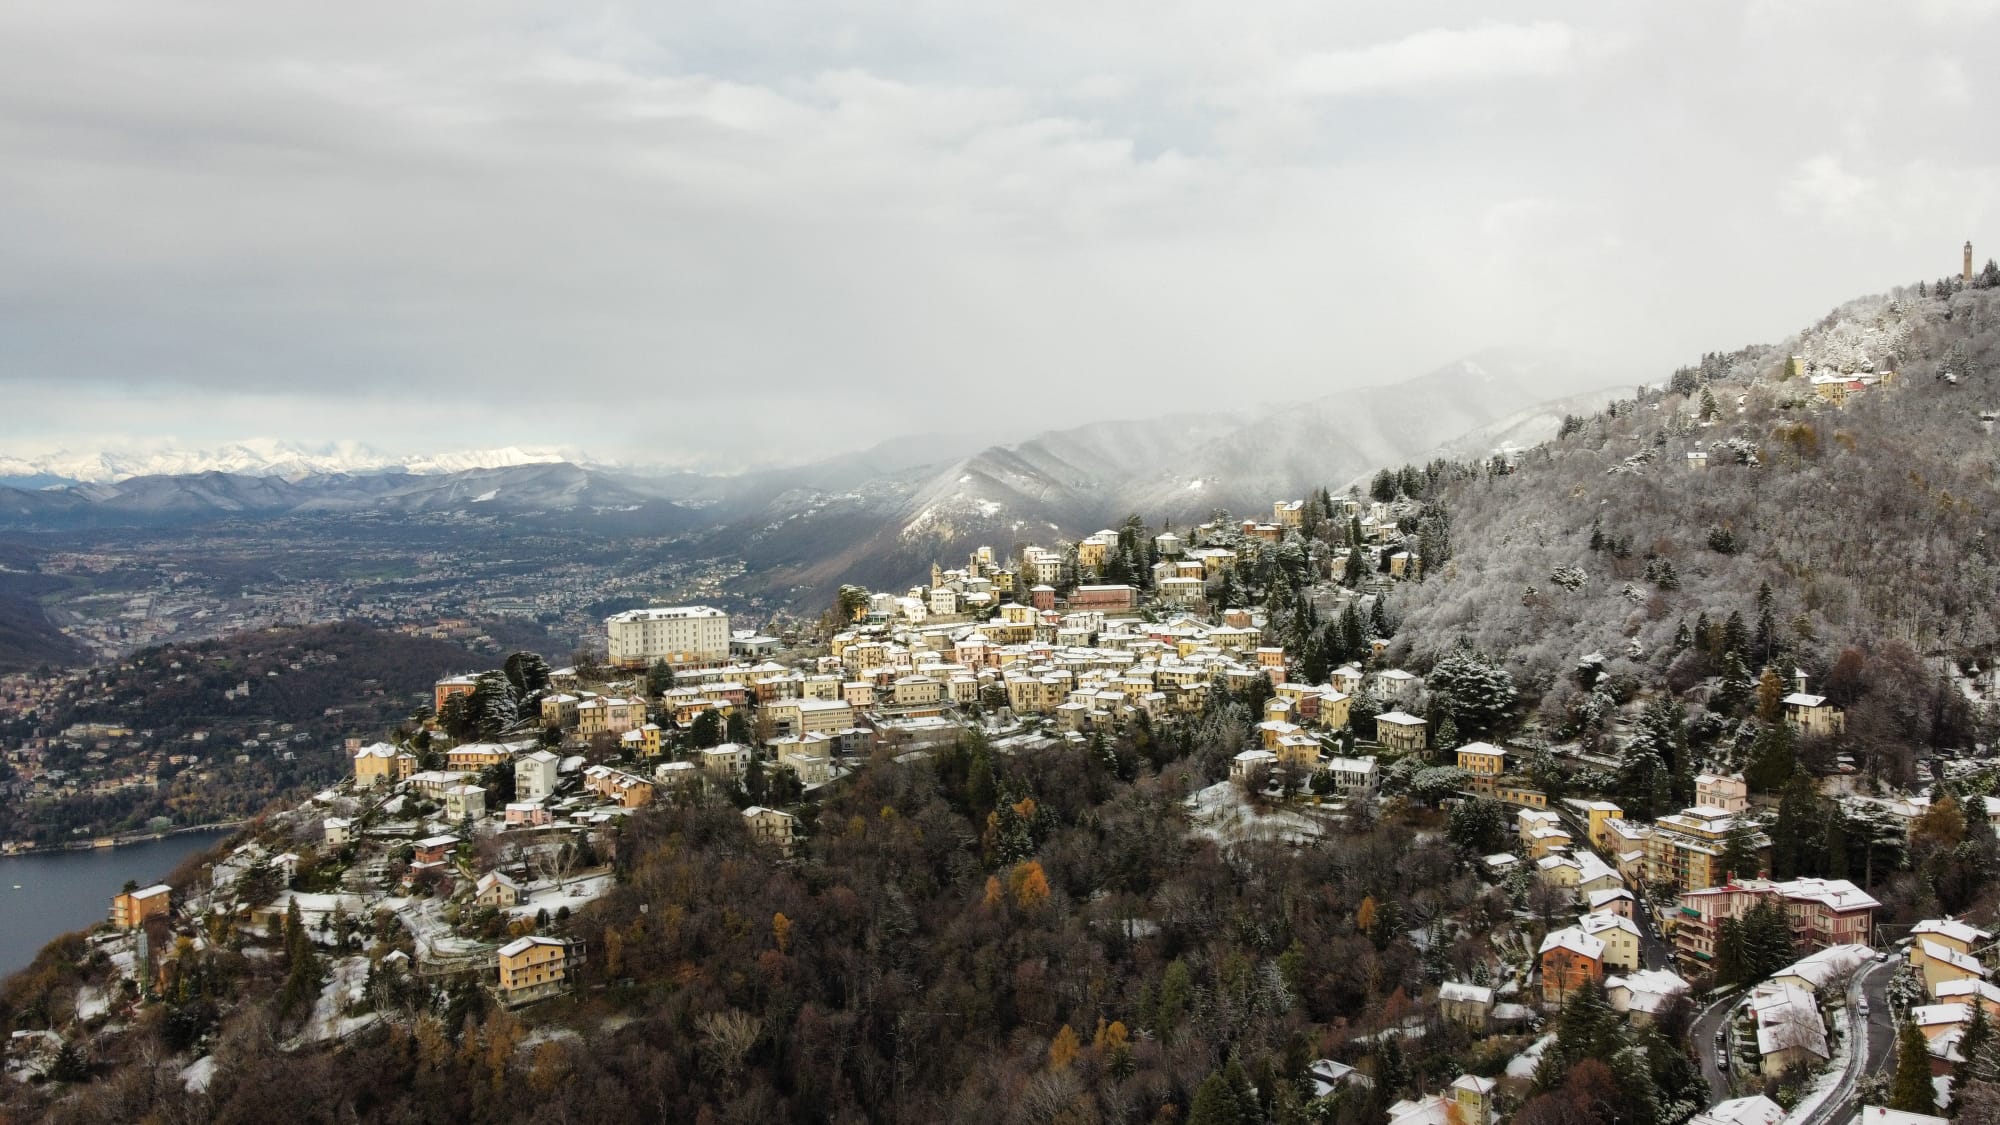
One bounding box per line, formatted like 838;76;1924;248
1770;774;1825;878
1434;712;1461;760
646;659;676;696
1722;611;1749;660
1744;719;1796;793
1343;547;1365;587
1616;741;1670;821
467;671;520;738
1425;649;1516;734
1338;604;1365;663
1188;1071;1243;1125
1892;1018;1938;1112
1957;1003;1995;1110
1369;597;1394;639
1716;652;1756;714
1719;823;1762;882
1654;559;1681;591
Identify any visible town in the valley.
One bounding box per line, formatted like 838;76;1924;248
7;299;2000;1125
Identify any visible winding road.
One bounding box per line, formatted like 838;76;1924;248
1688;957;1897;1121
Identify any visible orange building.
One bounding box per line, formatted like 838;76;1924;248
497;936;583;1005
111;884;171;929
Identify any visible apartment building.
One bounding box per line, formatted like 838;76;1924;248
605;606;731;670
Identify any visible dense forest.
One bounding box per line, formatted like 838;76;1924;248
3;726;1694;1124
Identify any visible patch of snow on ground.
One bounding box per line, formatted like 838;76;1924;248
181;1055;216;1093
74;986;110;1021
506;871;616;920
302;955;379;1043
1507;1033;1554;1080
1185;781;1329;847
472;489;499;502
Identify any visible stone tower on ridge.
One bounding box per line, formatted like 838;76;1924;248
1967;241;1975;283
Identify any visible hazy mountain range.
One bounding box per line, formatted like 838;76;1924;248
0;350;1626;606
0;442;570;487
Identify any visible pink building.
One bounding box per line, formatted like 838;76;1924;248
1068;584;1136;611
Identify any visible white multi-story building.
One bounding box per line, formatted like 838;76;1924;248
606;606;730;669
515;750;560;802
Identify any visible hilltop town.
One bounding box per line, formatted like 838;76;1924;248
6;266;2000;1125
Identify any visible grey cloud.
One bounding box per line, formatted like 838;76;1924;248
0;1;1995;466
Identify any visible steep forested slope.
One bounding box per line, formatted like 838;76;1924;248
1386;282;2000;755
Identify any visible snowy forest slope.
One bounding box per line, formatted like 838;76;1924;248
1385;278;2000;749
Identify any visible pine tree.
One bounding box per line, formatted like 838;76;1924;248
1722;611;1749;660
1744;719;1796;793
1717;653;1755;714
1154;959;1193;1038
1434;713;1461;760
1956;1003;1994;1109
1370;597;1394;639
1655;559;1681;591
1176;1064;1240;1120
1720;823;1761;883
1892;1018;1938;1112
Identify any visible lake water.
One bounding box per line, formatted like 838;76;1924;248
0;829;234;978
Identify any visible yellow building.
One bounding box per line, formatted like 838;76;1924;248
1582;801;1624;850
744;806;798;856
497;936;580;1005
619;722;664;758
352;743;415;787
1456;742;1505;777
445;743;511;773
1646;807;1750;892
1375;711;1427;755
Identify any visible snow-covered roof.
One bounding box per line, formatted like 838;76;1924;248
1690;1095;1785;1125
1933;979;2000;1006
1775;944;1875;990
1439;981;1494;1004
1783;692;1830;708
1914;1003;1970;1028
1604;969;1690;1015
1539;927;1605;960
496;935;568;958
1919;941;1989;978
1376;710;1425;726
1914;918;1992;945
1750;982;1828;1059
1580;913;1642;940
1857;1110;1949;1125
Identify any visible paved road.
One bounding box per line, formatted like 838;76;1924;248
1803;959;1898;1125
1691;957;1896;1117
1631;884;1672;971
1692;985;1747;1101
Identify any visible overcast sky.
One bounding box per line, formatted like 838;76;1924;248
0;1;1994;469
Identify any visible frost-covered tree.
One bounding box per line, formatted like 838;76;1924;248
467;671;520;738
1425;649;1516;735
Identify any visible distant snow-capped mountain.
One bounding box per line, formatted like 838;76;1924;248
0;442;567;484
